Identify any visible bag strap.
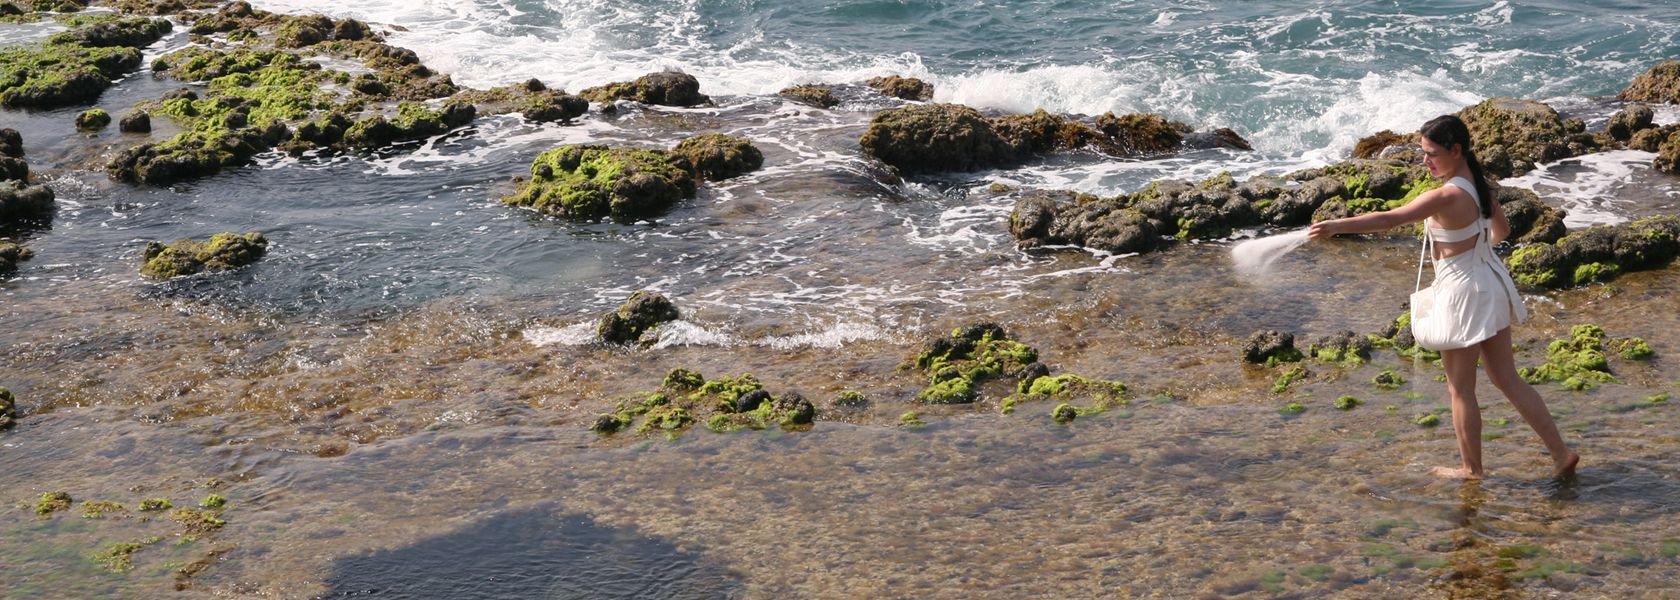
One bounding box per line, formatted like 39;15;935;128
1416;224;1432;292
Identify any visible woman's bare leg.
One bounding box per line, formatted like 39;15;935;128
1434;345;1485;479
1479;328;1579;477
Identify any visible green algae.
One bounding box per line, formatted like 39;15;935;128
74;108;109;130
1372;370;1405;390
94;537;161;573
169;508;224;535
0;42;142;108
593;370;813;437
1280;402;1305;414
197;494;226;509
1298;564;1333;582
912;324;1041;406
137;498;171;512
35;491;72;515
1414;413;1441;427
1334;395;1362;410
80;500;123;518
139;232;268;279
1051;403;1077;423
898;410;926;428
1272;364;1309;394
503;145;697;223
1519;324;1649;391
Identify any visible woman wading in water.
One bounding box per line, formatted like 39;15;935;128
1307;115;1579;480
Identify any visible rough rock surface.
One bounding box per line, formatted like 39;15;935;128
671;133;764;181
1618;60;1680;104
503;145;697;223
1507;216;1680;289
579;72;710;107
139;232;269;279
598;291;679;344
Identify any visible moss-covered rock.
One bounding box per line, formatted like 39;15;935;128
503;145;697;223
35;491;72;515
47;16;170;48
1372;370;1405;390
1094;112;1192;155
671;133;763;181
1618;60;1680;104
1243;330;1304;366
859;103;1018;174
597;290;678;345
1507;216;1680;289
865;75;932;101
1456;97;1598;178
74;108;110;130
1519;324;1637;391
0;128;20;159
118;110;150;133
1007;373;1129;416
342;101;475;149
0;42;142;108
139;232;268;279
1497;186;1568;246
1607;104;1655;142
911;323;1040;405
579;71;709;107
0;240;35;274
1309;330;1373;366
0;386;15;429
1631;124;1679;153
593;371;815;436
989;109;1104;155
778;84;838;108
1352;130;1416;158
108;121;290;185
448;79;586;122
1656;130;1680;175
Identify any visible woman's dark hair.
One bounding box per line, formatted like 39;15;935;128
1420;114;1492;218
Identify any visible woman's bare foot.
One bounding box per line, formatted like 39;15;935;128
1553;451;1580;479
1432;466;1484;480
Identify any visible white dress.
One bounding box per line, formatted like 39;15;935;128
1420;177;1527;349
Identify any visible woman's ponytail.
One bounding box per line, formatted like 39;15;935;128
1464;148;1492;218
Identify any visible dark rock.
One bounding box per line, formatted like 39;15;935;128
865;75;932;101
0;128;20;158
275;14;334;48
775;393;816;424
591;414;624;433
75;108;111;130
342;101;475;149
118;111;151;133
139;232;268;279
1657;131;1680;174
0;181;55;221
671;133;763;180
0;242;34;275
662;368;704;390
579;71;710;107
734;389;770;413
0;386;14;428
596;290;680;344
1052;404;1078;422
331;18;372;41
504;145;697;223
107;122;289;185
1607;104;1655;142
1618;60;1680;104
778;84;839;108
1185;127;1253;151
858;103;1018;174
1242;330;1303;365
520;92;588;122
1496;186;1567;246
0;156;24;182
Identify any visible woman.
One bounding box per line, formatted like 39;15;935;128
1307;115;1579;480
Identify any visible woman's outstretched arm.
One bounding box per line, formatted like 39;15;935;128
1306;187;1452;241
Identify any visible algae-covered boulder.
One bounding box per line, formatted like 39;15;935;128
503;145;697;223
1629;125;1677;153
865;75;933;101
47;16;171;48
597;290;679;344
1308;330;1373;365
671;133;763;181
579;71;710;107
0;43;143;108
0;386;15;429
1607;104;1655;142
592;370;817;435
911;323;1040;404
139;232;268;279
75;108;111;130
858;103;1018;174
342;101;475;149
989;109;1103;155
1352;130;1415;159
1507;216;1680;289
0;241;34;274
1656;132;1680;175
1456;98;1597;178
778;84;839;108
1618;61;1680;104
521;93;588;123
107;121;290;185
0;156;23;182
449;79;587;123
1496;186;1567;246
1243;330;1303;365
1094;112;1192;155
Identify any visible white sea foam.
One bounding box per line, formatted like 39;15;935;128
1499;150;1658;227
1231;229;1310;277
522;322;597;346
1294;69;1483;164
